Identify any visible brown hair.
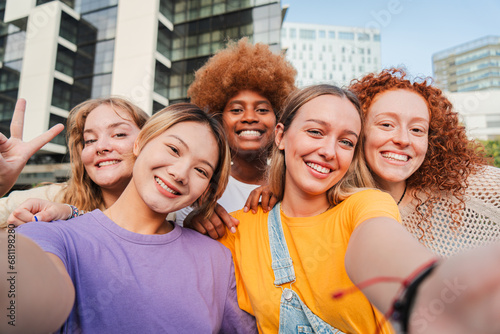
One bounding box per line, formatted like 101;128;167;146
350;68;487;232
187;37;297;118
268;84;375;206
134;103;231;219
63;97;149;212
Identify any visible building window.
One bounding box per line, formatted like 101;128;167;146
55;45;75;77
319;30;325;38
328;31;335;39
299;29;316;40
338;32;354;40
49;114;67;146
290;28;296;38
154;60;170;99
373;34;381;41
59;12;78;44
358;33;370;41
157;22;173;59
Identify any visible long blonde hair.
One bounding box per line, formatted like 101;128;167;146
134;103;231;219
63;97;149;211
268;84;375;206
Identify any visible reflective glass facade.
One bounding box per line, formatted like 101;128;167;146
168;0;281;103
1;0;283;186
433;36;500;92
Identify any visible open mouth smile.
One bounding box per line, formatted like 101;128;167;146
237;130;263;137
97;160;120;167
306;162;332;174
381;152;409;162
155;177;181;195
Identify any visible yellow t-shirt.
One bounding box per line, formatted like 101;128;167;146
220;189;401;334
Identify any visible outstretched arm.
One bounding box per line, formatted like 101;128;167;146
345;217;500;333
0;99;64;197
0;230;74;333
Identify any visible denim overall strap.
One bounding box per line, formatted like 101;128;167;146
268;203;296;285
268;203;346;334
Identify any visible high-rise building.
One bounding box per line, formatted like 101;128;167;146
432;36;500;92
281;22;381;87
0;0;283;188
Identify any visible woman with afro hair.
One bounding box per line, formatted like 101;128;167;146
176;37;297;238
349;67;500;258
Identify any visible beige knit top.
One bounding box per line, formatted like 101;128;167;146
400;165;500;258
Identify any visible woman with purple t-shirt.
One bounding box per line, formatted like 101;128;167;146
2;104;256;333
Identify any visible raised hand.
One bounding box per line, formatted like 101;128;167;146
0;99;64;197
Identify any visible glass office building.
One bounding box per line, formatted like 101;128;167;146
0;0;282;187
433;36;500;92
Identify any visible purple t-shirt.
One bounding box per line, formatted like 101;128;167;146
17;210;256;333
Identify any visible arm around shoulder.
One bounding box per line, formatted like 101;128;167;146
0;230;74;333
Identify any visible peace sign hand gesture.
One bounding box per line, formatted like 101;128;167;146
0;99;64;197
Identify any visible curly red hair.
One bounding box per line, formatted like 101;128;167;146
350;68;487;234
187;38;297;117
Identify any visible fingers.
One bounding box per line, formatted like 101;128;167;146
0;132;8;146
26;123;64;155
7;207;35;227
10;99;27;139
244;187;264;213
214;204;239;233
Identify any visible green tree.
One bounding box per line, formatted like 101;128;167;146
480;139;500;167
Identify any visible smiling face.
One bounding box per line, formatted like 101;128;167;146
276;94;361;203
221;90;276;157
81;104;141;194
131;121;219;215
363;89;430;189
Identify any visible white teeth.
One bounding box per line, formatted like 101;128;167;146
306;162;331;174
155;177;180;195
98;160;119;167
238;130;261;137
382;152;409;162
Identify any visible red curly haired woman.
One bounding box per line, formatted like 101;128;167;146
176;38;296;238
350;68;500;257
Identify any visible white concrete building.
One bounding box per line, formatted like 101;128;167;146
448;89;500;141
281;22;381;87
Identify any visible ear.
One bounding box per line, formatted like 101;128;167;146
133;138;140;157
275;123;285;150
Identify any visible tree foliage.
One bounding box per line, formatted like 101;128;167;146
480;140;500;167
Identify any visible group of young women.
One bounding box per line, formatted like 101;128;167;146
1;38;500;333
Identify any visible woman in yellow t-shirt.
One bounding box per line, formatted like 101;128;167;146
220;84;500;334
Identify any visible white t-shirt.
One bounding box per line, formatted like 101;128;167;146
175;176;260;225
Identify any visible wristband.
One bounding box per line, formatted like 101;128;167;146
65;204;81;220
390;259;438;332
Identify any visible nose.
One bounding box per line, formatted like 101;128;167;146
393;128;410;146
318;142;336;160
169;161;189;186
241;108;258;124
95;136;112;155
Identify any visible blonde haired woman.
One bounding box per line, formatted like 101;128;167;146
1;97;149;226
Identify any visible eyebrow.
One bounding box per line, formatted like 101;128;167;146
168;134;216;171
373;112;429;123
305;119;359;138
227;100;271;106
83;121;134;134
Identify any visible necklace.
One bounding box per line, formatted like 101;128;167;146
397;184;407;205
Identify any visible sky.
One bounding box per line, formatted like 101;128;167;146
281;0;500;78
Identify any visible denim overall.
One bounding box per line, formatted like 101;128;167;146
268;204;345;334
